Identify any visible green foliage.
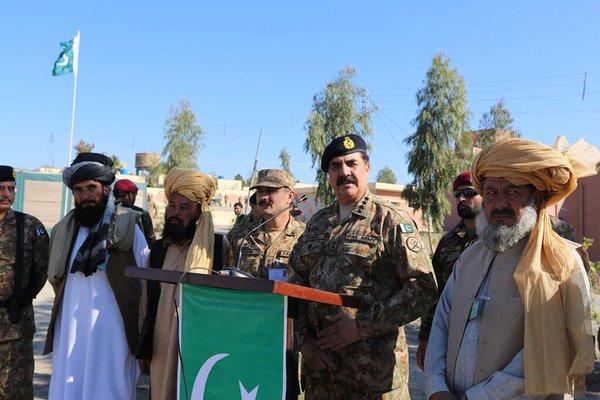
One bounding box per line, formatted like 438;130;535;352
376;166;397;184
73;139;95;154
403;53;472;238
279;148;293;178
583;236;594;251
304;66;375;205
478;99;520;148
111;154;126;170
234;173;244;182
161;99;205;172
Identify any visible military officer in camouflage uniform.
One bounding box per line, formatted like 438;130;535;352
226;169;305;279
287;135;437;399
0;165;49;399
416;171;481;371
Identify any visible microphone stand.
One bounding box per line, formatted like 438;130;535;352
232;194;308;273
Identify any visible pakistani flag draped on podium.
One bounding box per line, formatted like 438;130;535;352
179;285;287;399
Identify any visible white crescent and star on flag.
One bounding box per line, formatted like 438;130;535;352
190;353;260;400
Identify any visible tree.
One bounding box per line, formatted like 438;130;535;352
376;166;397;184
403;53;471;250
161;99;205;172
234;173;244;182
111;154;126;171
74;139;95;154
279;148;293;178
478;99;520;148
304;66;375;205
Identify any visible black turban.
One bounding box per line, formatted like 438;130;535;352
62;152;116;189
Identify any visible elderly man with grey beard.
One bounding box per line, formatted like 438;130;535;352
425;136;599;400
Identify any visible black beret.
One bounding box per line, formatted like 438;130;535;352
320;134;368;172
0;165;16;182
72;152;114;167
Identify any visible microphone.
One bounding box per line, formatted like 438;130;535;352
232;194;308;273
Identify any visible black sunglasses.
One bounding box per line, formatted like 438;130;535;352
453;188;478;198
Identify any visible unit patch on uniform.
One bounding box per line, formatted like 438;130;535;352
399;222;415;233
345;233;379;246
406;237;423;253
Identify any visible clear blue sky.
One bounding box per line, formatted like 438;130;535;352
1;1;599;185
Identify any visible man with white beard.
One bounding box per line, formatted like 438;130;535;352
425;137;598;400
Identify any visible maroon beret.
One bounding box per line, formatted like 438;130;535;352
114;179;138;193
452;171;472;191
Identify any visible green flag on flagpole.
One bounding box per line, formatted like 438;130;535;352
179;285;287;399
52;33;79;76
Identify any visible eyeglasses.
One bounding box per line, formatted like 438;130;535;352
453;188;478;198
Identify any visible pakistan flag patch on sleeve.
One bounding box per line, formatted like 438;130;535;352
399;222;415;233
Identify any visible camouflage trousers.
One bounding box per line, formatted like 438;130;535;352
303;376;410;400
0;336;34;400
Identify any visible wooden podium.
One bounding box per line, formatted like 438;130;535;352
126;266;361;399
125;266;361;309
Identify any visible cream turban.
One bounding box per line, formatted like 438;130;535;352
472;136;600;395
164;168;217;273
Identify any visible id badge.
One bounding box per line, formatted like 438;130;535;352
468;295;489;321
267;268;286;281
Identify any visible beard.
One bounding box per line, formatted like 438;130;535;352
74;196;108;227
162;215;198;243
457;202;478;220
476;202;538;252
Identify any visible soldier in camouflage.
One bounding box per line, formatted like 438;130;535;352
416;171;481;371
226;169;305;398
287;135;437;399
226;192;261;244
227;169;305;279
549;215;576;241
0;165;49;399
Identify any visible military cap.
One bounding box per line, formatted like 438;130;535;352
0;165;16;182
321;134;368;172
250;169;294;190
114;179;139;193
453;170;472;191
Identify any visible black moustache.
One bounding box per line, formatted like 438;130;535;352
337;176;358;185
166;217;184;225
491;208;515;216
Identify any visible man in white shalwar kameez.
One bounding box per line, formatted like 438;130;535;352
44;153;149;400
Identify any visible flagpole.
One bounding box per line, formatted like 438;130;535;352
62;31;80;217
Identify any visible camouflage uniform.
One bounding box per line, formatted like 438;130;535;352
287;193;437;399
0;209;49;399
227;216;305;278
226;213;260;245
418;220;478;341
550;215;576;241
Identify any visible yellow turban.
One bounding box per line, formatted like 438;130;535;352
472;136;600;396
164;168;217;273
